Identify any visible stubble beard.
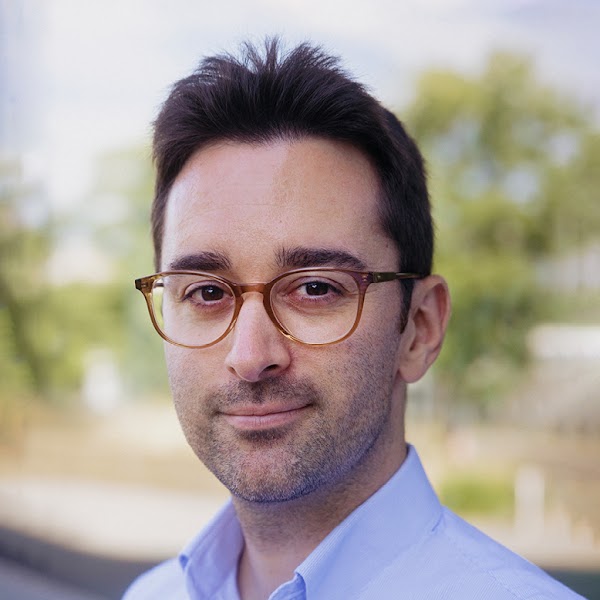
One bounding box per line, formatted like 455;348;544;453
170;339;400;504
207;379;340;502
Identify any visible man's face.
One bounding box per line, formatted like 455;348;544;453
160;137;409;503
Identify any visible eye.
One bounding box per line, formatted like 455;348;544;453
303;281;336;296
282;275;349;305
194;285;225;302
183;281;230;305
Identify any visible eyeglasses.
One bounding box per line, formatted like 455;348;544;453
135;268;422;348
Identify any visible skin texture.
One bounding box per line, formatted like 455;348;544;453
160;137;450;600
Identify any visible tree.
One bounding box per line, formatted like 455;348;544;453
0;145;165;417
83;146;168;397
0;157;53;399
403;52;599;416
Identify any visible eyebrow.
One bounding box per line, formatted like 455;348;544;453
167;251;232;272
276;246;367;270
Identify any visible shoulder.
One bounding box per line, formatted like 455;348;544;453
420;508;585;599
121;558;188;600
362;507;584;599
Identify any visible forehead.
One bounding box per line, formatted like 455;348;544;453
161;137;397;273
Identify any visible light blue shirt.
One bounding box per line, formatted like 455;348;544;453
123;446;584;599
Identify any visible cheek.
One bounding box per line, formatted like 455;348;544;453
340;323;402;384
165;343;219;382
164;345;190;388
165;347;209;414
290;311;403;394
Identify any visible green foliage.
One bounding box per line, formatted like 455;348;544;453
0;158;54;399
83;146;168;396
0;147;166;415
535;132;600;253
2;51;599;420
403;52;599;411
440;471;513;517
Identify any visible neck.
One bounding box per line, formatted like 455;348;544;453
233;431;407;600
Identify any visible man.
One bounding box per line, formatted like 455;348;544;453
125;39;583;600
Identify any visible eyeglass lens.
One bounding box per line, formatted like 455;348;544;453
150;270;362;347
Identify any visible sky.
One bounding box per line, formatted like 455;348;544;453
2;0;599;215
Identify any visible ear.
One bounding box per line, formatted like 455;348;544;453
397;275;451;383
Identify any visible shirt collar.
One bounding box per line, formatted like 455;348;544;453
178;445;441;599
296;445;442;597
180;500;243;599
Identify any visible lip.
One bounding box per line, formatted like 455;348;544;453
221;403;311;430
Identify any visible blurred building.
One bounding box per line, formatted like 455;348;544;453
538;243;600;292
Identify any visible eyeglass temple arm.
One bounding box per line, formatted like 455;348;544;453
371;272;422;283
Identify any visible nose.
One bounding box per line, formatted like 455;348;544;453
224;293;292;382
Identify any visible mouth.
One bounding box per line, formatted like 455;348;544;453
221;403;312;431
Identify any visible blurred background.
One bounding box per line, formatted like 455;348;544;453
1;0;599;598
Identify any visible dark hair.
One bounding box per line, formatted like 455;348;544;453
152;38;433;288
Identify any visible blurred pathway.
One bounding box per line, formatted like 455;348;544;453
1;407;599;598
0;556;108;600
0;477;224;560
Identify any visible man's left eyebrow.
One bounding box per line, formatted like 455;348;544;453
276;247;367;270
